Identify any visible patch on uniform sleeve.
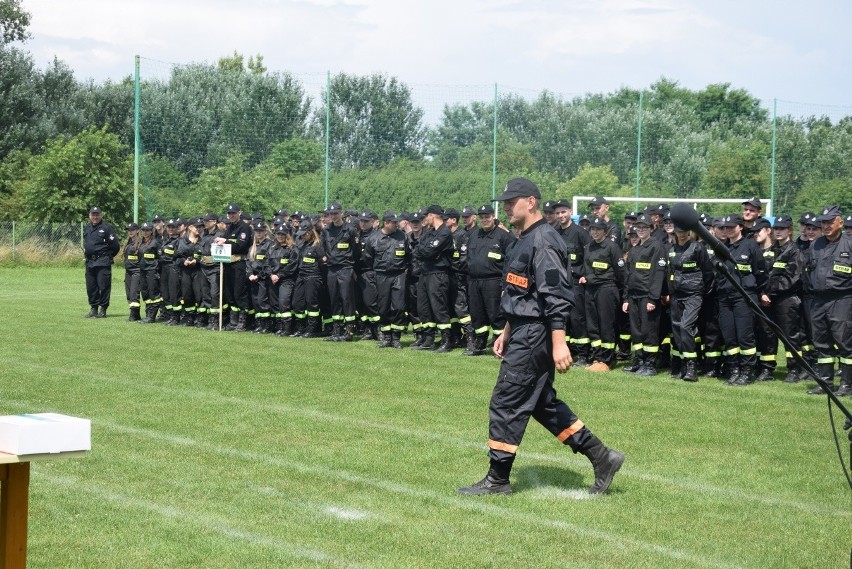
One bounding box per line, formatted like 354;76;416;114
506;273;529;289
240;233;246;240
545;269;559;286
657;258;667;267
617;259;625;267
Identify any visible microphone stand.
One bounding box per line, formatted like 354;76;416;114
711;258;852;487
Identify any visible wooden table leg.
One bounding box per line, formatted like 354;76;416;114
0;463;30;569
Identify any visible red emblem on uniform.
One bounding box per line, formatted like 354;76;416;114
506;272;528;289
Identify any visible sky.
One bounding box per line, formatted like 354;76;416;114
19;0;852;119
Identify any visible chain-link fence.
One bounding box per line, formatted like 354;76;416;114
0;222;88;266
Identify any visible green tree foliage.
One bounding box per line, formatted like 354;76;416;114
320;72;426;169
0;0;29;45
21;126;132;222
702;138;770;201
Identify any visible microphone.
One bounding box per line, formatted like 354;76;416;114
670;203;734;263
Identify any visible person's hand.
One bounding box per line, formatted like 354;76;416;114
248;274;257;282
270;274;279;284
760;294;771;307
622;302;629;313
646;302;656;312
578;276;587;285
554;341;573;373
493;333;505;359
214;237;225;245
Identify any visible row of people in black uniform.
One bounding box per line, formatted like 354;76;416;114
116;195;852;395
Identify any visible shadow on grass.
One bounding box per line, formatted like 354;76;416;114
512;463;628;497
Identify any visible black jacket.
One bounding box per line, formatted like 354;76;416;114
83;220;120;267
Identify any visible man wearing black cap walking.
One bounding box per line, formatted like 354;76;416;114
83;207;121;318
803;206;852;396
215;204;253;331
459;178;624;496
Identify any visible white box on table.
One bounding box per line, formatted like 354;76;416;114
0;413;91;455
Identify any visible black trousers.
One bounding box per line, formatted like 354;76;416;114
293;276;321;317
488;321;591;464
756;302;779;371
406;275;420;328
201;265;220;313
273;278;295;316
223;261;249;311
718;292;757;367
811;295;852;367
698;291;722;361
468;277;504;336
772;294;805;362
328;266;356;322
417;271;451;330
627;296;661;355
85;264;112;308
139;269;161;304
179;269;203;313
124;269;141;308
249;277;271;315
670;295;702;359
448;272;470;322
376;272;407;329
356;270;379;323
585;284;619;367
568;280;590;359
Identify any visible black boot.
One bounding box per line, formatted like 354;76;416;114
413;329;436;350
233;312;247;332
196;313;208;328
337;323;353;342
578;434;625;495
207;313;222;330
325;322;341;342
140;304;158;324
97;306;108;318
166;309;179;326
410;329;424;348
376;330;392;348
84;306;98;318
702;357;720;378
435;329;453;353
835;366;852;397
128;307;141;322
725;364;741;385
732;365;755;386
623;353;642;373
281;317;293;337
458;458;514;496
754;366;775;382
460;324;476;355
636;353;657;376
182;312;196;327
669;356;682;378
682;359;698;382
290;317;305;337
303;316;322;338
809;364;837;394
391;330;403;349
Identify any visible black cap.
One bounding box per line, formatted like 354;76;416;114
140;222;153;231
634;214;652;227
89;206;102;214
443;208;460;220
152;214;164;223
719;214;744;228
845;215;852;228
699;213;712;227
218;215;229;223
742;197;763;209
253;221;267;231
773;215;793;229
589;216;608;229
175;217;187;226
203;212;218;222
226;203;241;214
166;218;177;227
662;210;672;221
240;212;250;221
816;205;843;222
359;210;372;221
553;199;571;210
495;178;542;201
345;208;358;217
804;216;821;228
126;222;138;230
798;212;816;224
425;204;443;216
543;201;556;213
325;202;343;214
274;224;290;235
478;204;495;215
752;217;771;231
382;210;399;222
193;217;205;227
578;214;591;224
410;211;424;222
712;217;725;228
654;203;670;216
588;196;609;208
624;211;638;220
292;210;303;219
461;206;476;217
276;209;289;217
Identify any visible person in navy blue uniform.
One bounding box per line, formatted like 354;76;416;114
83;206;120;318
458;178;624;497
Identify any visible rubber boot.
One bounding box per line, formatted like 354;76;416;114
410;330;424;348
377;330;392;348
97;306;108;319
458;457;514;496
233;312;247;332
435;329;453;353
577;434;625;495
140;304;157;324
128;307;141;322
808;364;837;394
281;317;293;337
835;366;852;397
682;359;698;382
391;330;403;349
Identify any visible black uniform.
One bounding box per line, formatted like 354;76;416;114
764;240;806;381
158;232;181;323
366;228;411;345
268;240;299;334
667;239;714;378
413;223;454;347
582;239;626;368
803;231;852;392
623;237;668;367
355;226;380;335
223;219;253;327
83;219;120;312
246;238;274;329
322;222;358;333
717;236;767;382
754;244;780;378
448;226;473;347
123;238;142;315
558;222;591;364
174;235;204;323
292;236;325;337
138;236;162;321
467;225;516;351
199;227;224;327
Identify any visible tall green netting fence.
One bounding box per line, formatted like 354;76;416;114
132;56;852;223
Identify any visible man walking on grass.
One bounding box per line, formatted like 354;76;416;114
83;206;120;318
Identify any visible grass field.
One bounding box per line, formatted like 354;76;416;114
1;267;849;568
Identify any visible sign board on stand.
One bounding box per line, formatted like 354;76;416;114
211;243;232;330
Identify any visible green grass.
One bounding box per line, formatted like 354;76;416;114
0;267;849;568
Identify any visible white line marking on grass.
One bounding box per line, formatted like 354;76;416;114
2;367;848;520
40;473;366;569
82;418;742;569
325;506;370;521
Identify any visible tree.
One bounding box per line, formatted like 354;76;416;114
21;126;132;222
701;138;770;200
0;0;30;45
319;72;426;169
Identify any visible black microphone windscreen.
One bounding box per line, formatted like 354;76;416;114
670;203;700;231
